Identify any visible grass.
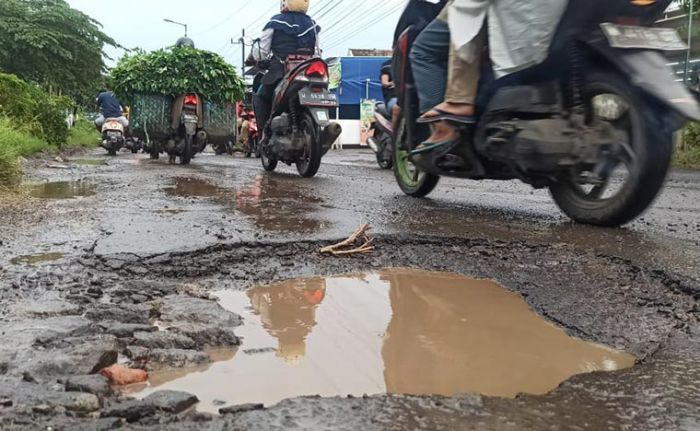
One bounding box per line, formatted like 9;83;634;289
0;116;100;186
673;146;700;170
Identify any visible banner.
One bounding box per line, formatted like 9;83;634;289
359;99;375;146
328;61;342;90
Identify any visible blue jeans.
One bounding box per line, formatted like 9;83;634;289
387;97;398;114
409;19;450;114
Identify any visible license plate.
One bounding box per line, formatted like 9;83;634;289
600;23;687;51
299;88;338;107
105;121;123;131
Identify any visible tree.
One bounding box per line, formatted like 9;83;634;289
0;0;118;100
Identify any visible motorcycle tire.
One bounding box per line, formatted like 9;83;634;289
149;142;160;160
261;150;278;172
377;138;393;170
393;117;440;197
549;72;673;227
180;135;193;165
296;112;322;178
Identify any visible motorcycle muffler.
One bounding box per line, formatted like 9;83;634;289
320;122;342;153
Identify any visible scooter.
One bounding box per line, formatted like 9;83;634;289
100;119;125;156
165;93;208;165
367;102;394;169
393;0;700;227
253;55;342;178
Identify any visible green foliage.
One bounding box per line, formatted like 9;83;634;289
0;0;118;100
0;72;71;147
676;122;700;169
111;47;245;105
0;116;48;185
67;117;100;148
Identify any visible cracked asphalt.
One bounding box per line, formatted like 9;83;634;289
0;149;698;430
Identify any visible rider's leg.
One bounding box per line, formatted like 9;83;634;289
95;115;105;133
253;84;275;138
410;18;450;115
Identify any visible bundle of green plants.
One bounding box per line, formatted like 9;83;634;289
111;47;245;105
67;117;100;148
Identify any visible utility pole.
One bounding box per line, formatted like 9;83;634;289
684;0;695;84
235;29;246;77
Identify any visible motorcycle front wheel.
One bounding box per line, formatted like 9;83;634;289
550;72;673;227
296;112;323;178
261;148;278;172
180;135;193;165
393;118;440;197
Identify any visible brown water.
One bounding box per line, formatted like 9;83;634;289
10;252;65;265
28;181;96;199
130;269;635;413
162;176;324;233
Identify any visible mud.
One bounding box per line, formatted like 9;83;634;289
0;150;698;430
10;252;65;265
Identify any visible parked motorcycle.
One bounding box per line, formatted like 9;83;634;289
125;137;143;154
165;93;209;165
367;102;394;169
100;118;125;156
253;56;342;178
393;0;700;227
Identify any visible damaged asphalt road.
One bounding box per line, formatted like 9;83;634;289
0;149;698;430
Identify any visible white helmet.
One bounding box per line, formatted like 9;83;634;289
280;0;309;13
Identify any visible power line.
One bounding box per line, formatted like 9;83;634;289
324;2;404;52
193;2;253;37
322;0;400;43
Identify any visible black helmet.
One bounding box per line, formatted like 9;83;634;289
176;37;195;48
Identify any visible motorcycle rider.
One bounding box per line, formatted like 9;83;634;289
249;0;321;138
410;0;565;153
94;89;128;133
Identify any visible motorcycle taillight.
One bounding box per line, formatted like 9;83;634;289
305;61;327;78
184;94;199;106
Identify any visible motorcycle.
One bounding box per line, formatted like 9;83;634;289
125;137;143;154
165;93;209;165
100;118;125;156
367;101;394;169
393;0;700;227
253;55;342;178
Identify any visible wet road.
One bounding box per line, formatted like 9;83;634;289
4;148;700;274
0;149;698;430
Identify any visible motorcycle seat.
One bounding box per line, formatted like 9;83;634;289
375;103;390;120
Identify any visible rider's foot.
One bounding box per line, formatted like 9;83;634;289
424;120;459;145
420;102;475;121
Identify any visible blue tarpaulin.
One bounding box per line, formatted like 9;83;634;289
335;57;389;105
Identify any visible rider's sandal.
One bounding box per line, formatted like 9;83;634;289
417;109;476;125
410;138;458;156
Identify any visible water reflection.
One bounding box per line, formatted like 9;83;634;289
132;269;635;412
161;176;324;233
27;181;96;199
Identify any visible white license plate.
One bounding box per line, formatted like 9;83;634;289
600;23;687;51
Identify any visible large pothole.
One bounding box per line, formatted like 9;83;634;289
128;269;635;413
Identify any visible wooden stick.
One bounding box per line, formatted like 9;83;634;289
319;223;370;254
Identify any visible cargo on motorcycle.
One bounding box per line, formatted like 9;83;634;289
110;39;245;165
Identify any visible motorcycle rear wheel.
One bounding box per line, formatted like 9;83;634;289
550;72;673;227
296;112;323;178
393;118;440;197
180;135;193;165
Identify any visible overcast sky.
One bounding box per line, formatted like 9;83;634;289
66;0;405;68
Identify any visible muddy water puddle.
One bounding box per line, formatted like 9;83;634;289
162;176;324;233
131;269;635;413
27;181;96;199
10;252;65;265
71;158;108;166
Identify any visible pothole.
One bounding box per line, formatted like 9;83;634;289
71;159;108;166
10;252;65;265
26;181;96;199
129;269;635;413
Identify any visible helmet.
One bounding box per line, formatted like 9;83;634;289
280;0;309;13
175;37;195;48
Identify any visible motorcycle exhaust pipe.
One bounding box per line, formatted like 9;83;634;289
320;122;342;151
367;137;379;153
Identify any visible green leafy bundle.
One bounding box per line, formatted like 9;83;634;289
111;47;245;105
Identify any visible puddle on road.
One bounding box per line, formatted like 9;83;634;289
10;252;65;265
71;159;108;166
27;181;96;199
130;269;635;413
161;176;324;233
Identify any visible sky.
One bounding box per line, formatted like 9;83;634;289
66;0;405;68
